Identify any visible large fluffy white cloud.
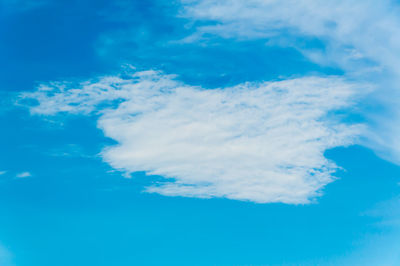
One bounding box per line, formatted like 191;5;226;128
21;70;362;203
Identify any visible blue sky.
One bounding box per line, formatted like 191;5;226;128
2;0;400;265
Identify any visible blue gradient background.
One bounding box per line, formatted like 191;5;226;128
1;0;400;265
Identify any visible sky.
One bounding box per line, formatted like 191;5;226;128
1;0;400;265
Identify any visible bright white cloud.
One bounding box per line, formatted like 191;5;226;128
180;0;400;165
21;70;362;203
16;171;31;178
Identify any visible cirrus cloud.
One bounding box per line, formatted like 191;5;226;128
180;0;400;165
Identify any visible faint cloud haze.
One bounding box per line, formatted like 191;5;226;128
16;171;31;178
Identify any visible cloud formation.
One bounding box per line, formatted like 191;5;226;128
16;172;31;178
180;0;400;164
21;70;361;203
181;0;400;71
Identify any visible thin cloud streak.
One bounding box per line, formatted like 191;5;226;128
16;172;31;178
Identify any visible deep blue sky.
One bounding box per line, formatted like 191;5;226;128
1;0;400;265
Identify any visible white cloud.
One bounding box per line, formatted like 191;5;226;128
181;0;400;70
16;172;31;178
0;171;6;175
180;0;400;165
21;70;362;203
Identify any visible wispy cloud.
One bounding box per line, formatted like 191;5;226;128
0;171;6;175
16;171;31;178
181;0;400;164
20;70;362;203
181;0;400;71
